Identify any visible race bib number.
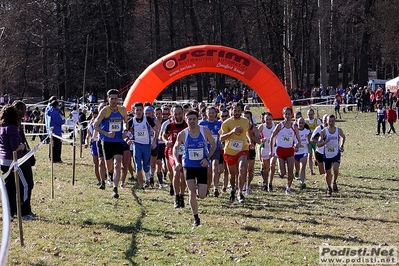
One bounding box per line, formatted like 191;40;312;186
325;145;337;158
178;144;185;155
188;148;203;160
326;147;335;154
109;122;121;132
281;135;293;144
135;129;149;142
229;139;243;151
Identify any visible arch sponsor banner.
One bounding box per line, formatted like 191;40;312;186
123;45;292;118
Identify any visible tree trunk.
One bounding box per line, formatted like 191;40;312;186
61;0;71;98
196;74;203;102
328;0;339;88
358;32;370;87
318;0;328;88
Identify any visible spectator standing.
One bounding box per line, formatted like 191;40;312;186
376;103;386;135
48;100;65;163
386;106;397;134
0;105;26;218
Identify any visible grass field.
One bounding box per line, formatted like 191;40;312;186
2;106;399;265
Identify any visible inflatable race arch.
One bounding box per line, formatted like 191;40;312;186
123;45;291;118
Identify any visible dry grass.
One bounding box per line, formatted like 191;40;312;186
2;106;399;265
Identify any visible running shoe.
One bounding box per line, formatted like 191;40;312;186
193;218;201;227
222;187;227;193
169;185;174;196
139;187;145;193
22;214;35;221
98;181;105;190
268;183;273;192
243;182;247;191
144;180;150;188
174;195;180;208
229;189;236;203
112;187;119;199
159;184;164;189
295;172;300;180
285;187;291;195
128;176;135;182
326;187;332;197
179;194;185;208
214;188;219;198
300;182;306;190
310;171;316;176
149;177;154;188
238;193;245;203
120;182;125;188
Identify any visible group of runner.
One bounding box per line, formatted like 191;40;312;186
85;90;346;226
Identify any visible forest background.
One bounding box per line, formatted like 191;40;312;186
0;0;398;101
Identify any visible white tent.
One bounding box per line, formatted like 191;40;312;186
386;76;399;92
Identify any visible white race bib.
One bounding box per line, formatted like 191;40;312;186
325;146;336;157
229;139;243;151
135;130;148;139
188;148;204;160
109;121;121;132
281;135;293;144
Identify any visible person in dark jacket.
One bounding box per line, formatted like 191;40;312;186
48;100;65;163
0;105;26;218
13;100;35;220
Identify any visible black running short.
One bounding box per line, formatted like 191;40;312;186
102;141;124;160
184;167;208;184
249;149;256;160
151;145;159;157
324;153;341;171
157;143;165;160
315;151;324;163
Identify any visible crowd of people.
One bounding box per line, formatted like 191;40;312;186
78;90;346;226
0;89;349;226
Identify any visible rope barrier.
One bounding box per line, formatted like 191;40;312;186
52;133;75;144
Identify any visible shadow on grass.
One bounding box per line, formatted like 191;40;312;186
351;175;399;182
130;186;143;206
343;182;399;192
265;229;374;244
242;225;261;232
30;261;49;266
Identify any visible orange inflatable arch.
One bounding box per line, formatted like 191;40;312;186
123;45;292;118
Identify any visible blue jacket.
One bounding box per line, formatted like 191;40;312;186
48;107;65;136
